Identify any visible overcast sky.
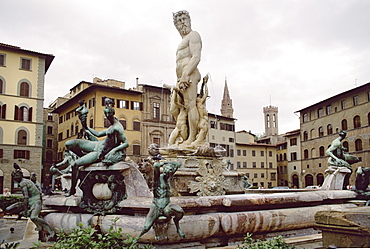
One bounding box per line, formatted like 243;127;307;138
2;0;370;135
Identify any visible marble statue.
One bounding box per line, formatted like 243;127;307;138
322;131;360;190
137;161;185;240
6;164;54;239
170;10;202;148
64;98;129;196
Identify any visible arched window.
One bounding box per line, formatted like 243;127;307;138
319;146;325;157
133;119;141;131
118;118;126;129
341;119;347;130
353;115;361;128
303;149;309;159
355;139;363;151
327;124;333;135
70;124;74;136
283;153;287;161
17;129;27;145
317;173;324;186
305;174;314;187
20;82;30;97
14;106;32;121
303;131;308;141
311;148;316;158
0;78;3;94
318;126;324;137
310;129;315;139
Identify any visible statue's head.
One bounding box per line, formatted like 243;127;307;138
31;172;37;182
173;10;191;36
339;131;347;138
104;98;115;118
12;169;23;183
78;99;85;106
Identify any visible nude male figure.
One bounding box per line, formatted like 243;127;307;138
173;10;202;146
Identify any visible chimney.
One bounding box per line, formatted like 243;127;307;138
136;77;139;89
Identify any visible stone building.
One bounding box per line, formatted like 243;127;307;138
137;83;175;154
283;129;302;188
296;82;370;187
276;141;288;186
0;43;54;193
42;107;59;187
235;130;278;188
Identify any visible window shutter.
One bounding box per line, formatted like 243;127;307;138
140;102;143;111
25;150;30;159
1;104;6;119
14;106;19;120
28;107;32;122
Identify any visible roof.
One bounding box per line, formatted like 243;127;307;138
0;42;54;73
235;142;276;147
52;82;142;113
208;112;237;121
295;82;370;113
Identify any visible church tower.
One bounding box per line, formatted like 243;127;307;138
263;105;278;136
220;78;234;118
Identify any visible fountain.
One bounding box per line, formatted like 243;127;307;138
37;10;363;248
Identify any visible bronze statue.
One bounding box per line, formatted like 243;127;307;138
137;161;185;239
6;164;54;239
323;131;360;190
64;98;129;196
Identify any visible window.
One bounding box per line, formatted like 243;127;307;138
59;116;63;124
341;100;346;110
14;150;30;159
303;131;308;141
89;118;94;128
0;104;6;119
0;79;3;94
290;138;297;146
119;119;126;129
368;91;370;101
237;150;241;156
303;113;308;123
270;173;276;180
210;121;217;129
20;82;30;97
260;151;264;157
269;151;272;157
58;132;63;141
133;120;141;131
101;97;115;106
47;113;53;121
326;105;332;115
343;141;349;151
229;137;234;142
327;124;333;135
318;126;324;137
117;99;127;109
20;58;31;70
318;108;323;118
132;101;142;110
243;162;247;168
0;54;5;66
14;106;32;121
261;162;265;168
319;146;325;157
261;173;265;178
47;126;53;135
252;150;256;156
254;173;258;179
17;130;27;145
353;95;359;106
341;119;348;130
303;149;309;159
269;162;273;168
243;150;247;156
153;103;160;119
291;152;297;161
66;129;69;138
47;139;52;148
89;98;96;108
133;144;141;155
283;153;287;160
252;162;256;168
237;162;241;168
355;139;363;151
353;115;361;128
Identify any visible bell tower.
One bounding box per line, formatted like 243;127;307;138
220;78;234;118
263;105;278;136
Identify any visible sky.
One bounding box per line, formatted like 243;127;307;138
2;0;370;135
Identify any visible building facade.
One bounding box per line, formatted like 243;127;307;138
297;82;370;187
0;43;54;193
